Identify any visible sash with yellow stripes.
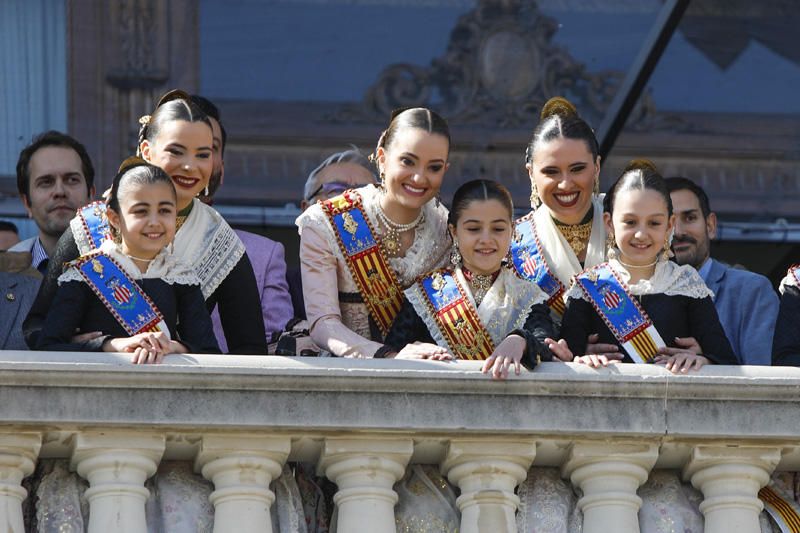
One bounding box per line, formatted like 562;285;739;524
72;251;169;337
321;191;403;336
510;214;566;316
760;483;800;533
575;262;666;364
415;269;495;360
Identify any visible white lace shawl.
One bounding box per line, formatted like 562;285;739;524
173;199;245;299
564;258;714;302
779;266;800;294
530;194;607;293
70;213;96;256
296;184;451;290
405;267;548;349
58;239;199;286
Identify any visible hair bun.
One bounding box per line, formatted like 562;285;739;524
540;97;578;121
623;158;659;174
117;156;149;175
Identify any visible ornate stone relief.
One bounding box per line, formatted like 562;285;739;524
105;0;170;89
328;0;660;129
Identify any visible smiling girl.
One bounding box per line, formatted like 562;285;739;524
24;90;266;354
296;108;452;358
384;179;570;377
37;159;220;361
558;160;737;372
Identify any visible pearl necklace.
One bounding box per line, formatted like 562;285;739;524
376;203;424;257
618;258;658;269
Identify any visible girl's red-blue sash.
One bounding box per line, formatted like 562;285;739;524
73;252;166;336
321;191;403;336
510;214;566;316
415;269;495;360
575;263;666;363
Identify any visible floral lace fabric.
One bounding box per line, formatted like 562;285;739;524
565;259;713;303
394;465;460;533
517;467;582;533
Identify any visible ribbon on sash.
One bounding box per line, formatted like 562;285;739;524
73;252;169;337
760;484;800;533
510;214;566;316
416;269;495;360
321;191;403;336
575;263;666;364
76;201;111;253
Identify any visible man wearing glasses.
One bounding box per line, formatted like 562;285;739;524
290;148;378;318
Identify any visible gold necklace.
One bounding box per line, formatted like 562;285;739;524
376;203;424;257
176;215;187;232
553;219;592;255
463;267;500;307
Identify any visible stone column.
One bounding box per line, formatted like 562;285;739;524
0;433;42;533
196;435;291;533
318;437;413;533
562;442;659;533
683;445;781;533
440;439;536;533
71;432;165;533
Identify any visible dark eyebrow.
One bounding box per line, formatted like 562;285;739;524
159;200;176;207
462;218;509;225
400;152;419;161
677;208;700;215
166;142;187;150
129;202;151;209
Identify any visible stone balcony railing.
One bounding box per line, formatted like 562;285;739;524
2;351;800;533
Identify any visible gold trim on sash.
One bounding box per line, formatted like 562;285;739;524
321;191;404;336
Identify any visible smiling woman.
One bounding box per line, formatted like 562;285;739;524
295;107;452;359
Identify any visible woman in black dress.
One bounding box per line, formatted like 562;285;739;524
559;160;737;371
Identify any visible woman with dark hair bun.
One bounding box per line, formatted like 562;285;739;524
510;96;607;332
384;179;570;377
559;159;737;370
24;90;267;355
296;107;452;358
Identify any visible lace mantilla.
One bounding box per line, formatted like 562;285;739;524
177;200;245;299
58;239;199;287
296;184;451;288
564;259;714;302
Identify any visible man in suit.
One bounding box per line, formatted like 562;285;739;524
666;177;779;365
192;97;294;350
9;132;95;274
0;252;41;350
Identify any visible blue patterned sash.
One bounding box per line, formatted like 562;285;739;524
510;214;566;316
575;263;666;363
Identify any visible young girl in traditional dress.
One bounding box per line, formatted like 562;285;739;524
37;159;220;361
558;160;737;371
384;179;571;378
25;90;266;354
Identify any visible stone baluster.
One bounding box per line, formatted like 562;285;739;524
562;441;659;533
441;439;536;533
683;445;781;533
0;433;42;533
71;431;165;533
196;435;291;533
318;437;413;533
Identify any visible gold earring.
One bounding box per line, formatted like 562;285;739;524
593;174;600;195
530;183;540;209
606;233;618;260
661;236;673;261
450;240;461;267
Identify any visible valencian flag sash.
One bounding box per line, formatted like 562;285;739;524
321;191;403;336
575;263;666;364
760;484;800;533
416;269;495;360
73;252;168;337
510;215;566;316
76;201;111;252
